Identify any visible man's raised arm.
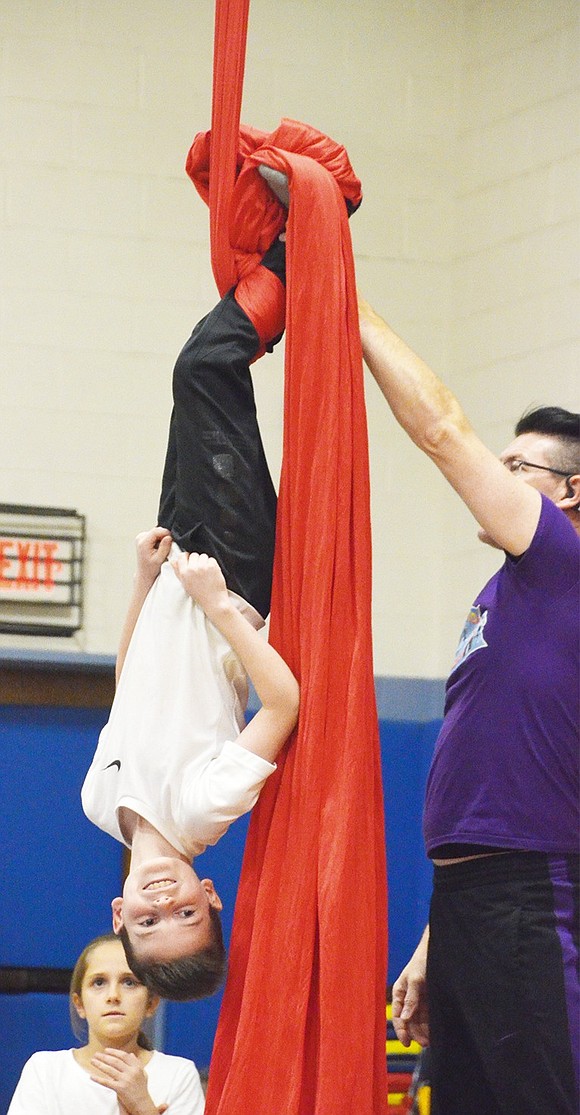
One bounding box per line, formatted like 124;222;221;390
358;295;542;556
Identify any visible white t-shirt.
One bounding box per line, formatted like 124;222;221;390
7;1048;205;1115
81;552;276;859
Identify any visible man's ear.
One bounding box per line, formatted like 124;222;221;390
559;473;580;514
111;896;124;933
201;878;223;912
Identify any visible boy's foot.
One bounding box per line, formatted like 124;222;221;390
258;164;290;208
259;161;358;219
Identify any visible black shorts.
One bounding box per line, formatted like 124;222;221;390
157;289;277;620
428;851;579;1115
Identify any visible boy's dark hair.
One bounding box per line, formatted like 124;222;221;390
117;906;226;1001
515;406;580;476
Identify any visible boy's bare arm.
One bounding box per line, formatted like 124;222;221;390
116;527;173;684
172;552;300;763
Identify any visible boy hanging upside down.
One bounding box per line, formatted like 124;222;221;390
82;233;299;1002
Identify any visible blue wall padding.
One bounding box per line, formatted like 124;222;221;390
2;994;72;1110
1;702;439;1109
1;705;121;967
381;718;438;979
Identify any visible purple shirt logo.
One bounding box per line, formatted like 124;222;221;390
450;605;488;673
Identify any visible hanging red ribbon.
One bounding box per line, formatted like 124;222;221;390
191;3;388;1111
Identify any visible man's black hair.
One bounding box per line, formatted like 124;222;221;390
118;905;226;1002
515;406;580;476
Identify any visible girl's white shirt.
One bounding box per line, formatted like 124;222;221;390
7;1047;205;1114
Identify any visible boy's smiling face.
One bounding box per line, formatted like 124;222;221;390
111;856;222;963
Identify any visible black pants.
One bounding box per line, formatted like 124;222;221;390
428;852;579;1115
157;262;282;620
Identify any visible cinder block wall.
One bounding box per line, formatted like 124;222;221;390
361;0;579;675
1;0;578;676
440;0;580;668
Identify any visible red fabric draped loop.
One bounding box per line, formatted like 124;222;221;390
198;3;388;1112
187;118;363;361
186;119;363;360
186;118;362;290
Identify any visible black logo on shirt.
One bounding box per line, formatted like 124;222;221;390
103;759;121;772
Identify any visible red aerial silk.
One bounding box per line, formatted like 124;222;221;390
187;3;388;1112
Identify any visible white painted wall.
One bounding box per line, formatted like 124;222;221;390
438;0;580;671
1;0;578;676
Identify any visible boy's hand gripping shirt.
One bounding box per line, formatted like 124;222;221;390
82;549;275;859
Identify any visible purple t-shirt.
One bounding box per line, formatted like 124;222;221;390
423;496;579;857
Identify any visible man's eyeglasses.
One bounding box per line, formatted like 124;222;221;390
504;459;571;478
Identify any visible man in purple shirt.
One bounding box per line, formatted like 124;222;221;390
359;295;579;1115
